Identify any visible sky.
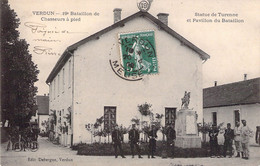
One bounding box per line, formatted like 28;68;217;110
8;0;260;95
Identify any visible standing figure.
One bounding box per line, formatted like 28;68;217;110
32;125;40;149
241;120;253;160
112;124;126;158
181;91;190;109
223;123;234;157
209;124;219;157
129;124;142;158
234;121;242;157
148;124;157;158
6;127;13;151
165;124;176;158
32;125;40;141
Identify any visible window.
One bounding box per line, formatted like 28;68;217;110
62;109;64;123
165;107;176;128
57;74;60;95
49;83;52;101
53;79;56;99
62;68;65;92
58;110;61;123
234;110;240;125
212;112;217;126
104;106;116;131
68;60;71;88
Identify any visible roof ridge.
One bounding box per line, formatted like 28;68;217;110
204;77;260;89
46;11;210;83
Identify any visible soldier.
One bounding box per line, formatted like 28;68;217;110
223;123;234;157
32;125;40;141
148;124;157;158
208;124;219;157
32;125;40;149
165;124;176;158
241;120;253;160
112;124;126;158
128;124;142;158
234;121;242;157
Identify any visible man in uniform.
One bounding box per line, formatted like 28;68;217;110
32;125;40;148
165;124;176;158
223;123;234;157
241;120;253;160
148;124;157;158
32;125;40;142
128;124;142;158
234;121;242;157
209;124;219;157
112;124;126;158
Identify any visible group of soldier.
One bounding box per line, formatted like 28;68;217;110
6;124;40;151
111;123;176;159
209;119;253;159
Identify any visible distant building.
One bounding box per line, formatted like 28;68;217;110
203;77;260;144
46;9;210;146
31;95;49;133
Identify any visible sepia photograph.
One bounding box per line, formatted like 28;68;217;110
1;0;260;165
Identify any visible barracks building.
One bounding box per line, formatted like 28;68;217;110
46;9;210;146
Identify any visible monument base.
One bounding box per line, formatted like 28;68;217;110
175;136;201;148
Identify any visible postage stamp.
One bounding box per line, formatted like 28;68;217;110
118;30;158;77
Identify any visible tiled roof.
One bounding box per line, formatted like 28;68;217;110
203;77;260;108
36;95;49;115
46;11;210;83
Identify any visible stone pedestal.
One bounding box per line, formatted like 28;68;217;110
175;109;201;148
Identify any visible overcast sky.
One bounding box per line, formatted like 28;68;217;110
8;0;260;95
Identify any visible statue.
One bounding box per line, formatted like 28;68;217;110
181;91;190;109
176;91;201;148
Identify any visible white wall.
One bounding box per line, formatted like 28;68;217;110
72;17;204;144
203;104;260;144
49;56;74;146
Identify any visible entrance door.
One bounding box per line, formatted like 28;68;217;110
104;106;117;132
165;107;176;128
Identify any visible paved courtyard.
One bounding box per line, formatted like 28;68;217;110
1;137;260;166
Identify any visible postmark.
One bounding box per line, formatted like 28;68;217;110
118;30;158;77
137;0;153;12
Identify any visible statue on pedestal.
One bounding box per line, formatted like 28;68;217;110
175;91;201;148
181;91;190;109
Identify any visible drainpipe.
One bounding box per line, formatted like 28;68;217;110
67;50;75;146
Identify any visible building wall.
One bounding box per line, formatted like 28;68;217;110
203;104;260;144
38;115;49;133
49;56;74;146
71;17;204;144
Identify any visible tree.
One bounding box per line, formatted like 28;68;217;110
49;110;57;131
138;102;153;142
138;102;152;129
1;0;39;128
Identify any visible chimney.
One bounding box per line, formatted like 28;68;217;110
157;13;169;25
244;74;247;81
113;8;122;23
214;81;217;87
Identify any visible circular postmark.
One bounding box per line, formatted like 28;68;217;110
109;30;158;81
109;43;143;81
137;0;151;12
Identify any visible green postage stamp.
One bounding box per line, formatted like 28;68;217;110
118;30;158;77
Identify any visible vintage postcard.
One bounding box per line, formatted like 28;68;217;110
1;0;260;166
